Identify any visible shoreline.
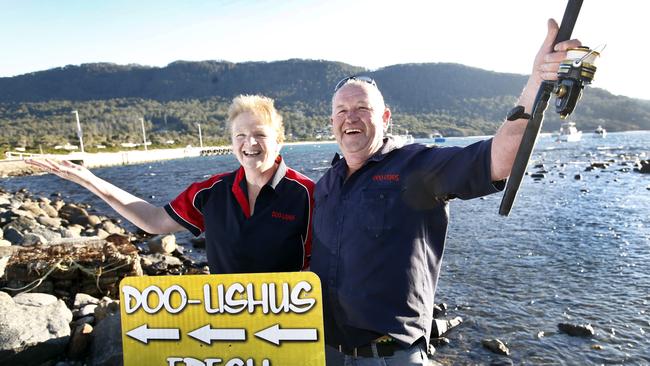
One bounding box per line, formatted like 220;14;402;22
0;141;337;178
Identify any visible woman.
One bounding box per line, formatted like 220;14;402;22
28;95;314;274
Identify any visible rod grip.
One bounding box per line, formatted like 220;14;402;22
554;0;583;45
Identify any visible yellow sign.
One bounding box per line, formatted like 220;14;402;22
119;272;325;366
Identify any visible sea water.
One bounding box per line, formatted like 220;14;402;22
2;131;649;364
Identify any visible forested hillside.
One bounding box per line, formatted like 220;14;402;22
1;60;648;151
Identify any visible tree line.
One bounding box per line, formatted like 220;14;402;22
1;60;648;152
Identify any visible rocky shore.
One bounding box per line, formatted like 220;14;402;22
0;160;40;178
1;152;647;365
0;188;209;365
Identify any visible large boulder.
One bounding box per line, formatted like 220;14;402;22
39;202;59;218
147;234;177;254
19;202;47;217
482;338;510;356
637;159;650;174
59;204;91;226
88;312;123;366
0;292;73;364
558;322;595;337
0;241;12;278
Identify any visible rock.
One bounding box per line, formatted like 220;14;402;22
75;304;98;319
432;316;462;338
558;322;595;337
59;227;81;238
0;195;10;206
32;226;63;241
7;215;39;232
429;337;450;348
590;162;609;169
39;202;59;218
101;220;122;235
482;338;510;356
88;313;123;366
0;240;11;278
591;344;604;350
67;323;93;360
21;232;48;246
147;234;177;254
59;204;91;226
52;199;65;211
73;315;95;326
66;224;85;237
0;227;3;239
72;292;99;309
37;215;62;228
19;202;47;217
96;228;110;239
636;159;650;174
106;233;130;246
530;173;546;179
94;297;120;323
11;208;35;219
87;215;102;227
3;227;24;245
0;291;73;365
574;174;582;180
190;236;206;248
141;253;183;275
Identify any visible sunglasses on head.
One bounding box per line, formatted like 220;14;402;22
333;75;377;92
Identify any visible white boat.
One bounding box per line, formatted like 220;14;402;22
594;125;607;138
430;131;446;143
556;121;582;142
392;133;415;146
389;125;415;146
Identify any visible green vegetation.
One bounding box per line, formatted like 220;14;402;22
1;60;648;152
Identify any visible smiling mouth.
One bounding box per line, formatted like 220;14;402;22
243;151;261;156
344;128;362;135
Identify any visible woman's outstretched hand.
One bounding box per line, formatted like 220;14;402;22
26;158;95;186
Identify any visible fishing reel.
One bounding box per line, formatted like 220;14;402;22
553;46;601;119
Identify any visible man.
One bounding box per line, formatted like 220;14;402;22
311;20;581;365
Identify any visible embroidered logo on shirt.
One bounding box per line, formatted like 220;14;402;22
272;211;296;221
372;174;400;182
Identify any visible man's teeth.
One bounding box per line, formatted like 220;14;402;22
344;129;362;134
243;151;261;156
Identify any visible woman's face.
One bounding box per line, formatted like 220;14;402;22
231;111;280;174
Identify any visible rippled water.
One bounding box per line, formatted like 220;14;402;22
2;131;649;364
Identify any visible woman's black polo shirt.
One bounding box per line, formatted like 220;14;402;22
164;157;314;274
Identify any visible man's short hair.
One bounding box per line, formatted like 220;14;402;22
331;80;386;112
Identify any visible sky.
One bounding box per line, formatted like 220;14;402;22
1;0;648;100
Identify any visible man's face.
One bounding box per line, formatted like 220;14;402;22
331;84;390;162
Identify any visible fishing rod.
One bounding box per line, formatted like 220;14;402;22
499;0;601;216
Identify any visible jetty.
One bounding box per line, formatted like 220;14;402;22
1;146;232;177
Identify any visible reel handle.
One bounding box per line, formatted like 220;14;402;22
498;0;583;216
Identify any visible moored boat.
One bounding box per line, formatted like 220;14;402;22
556;121;582;142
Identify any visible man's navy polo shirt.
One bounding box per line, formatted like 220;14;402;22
165;156;314;274
311;137;504;348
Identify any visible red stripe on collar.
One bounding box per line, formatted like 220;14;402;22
232;167;251;218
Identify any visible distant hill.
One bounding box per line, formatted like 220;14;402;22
1;60;648;150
